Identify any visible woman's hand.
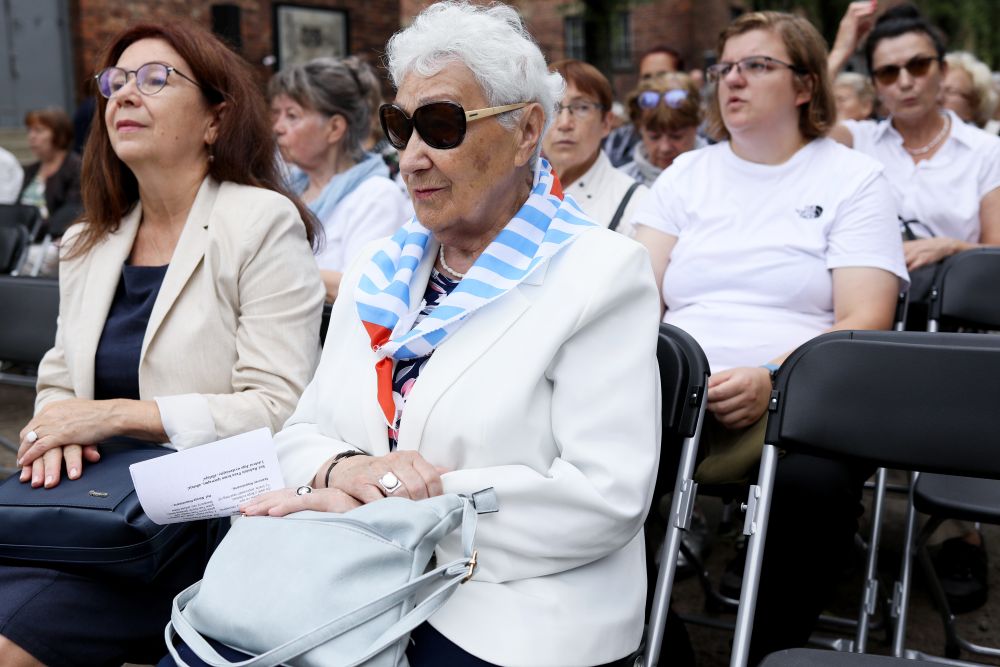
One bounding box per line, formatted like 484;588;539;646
327;451;445;504
904;237;964;271
829;1;878;73
707;366;772;430
18;399;125;466
19;444;101;488
240;486;361;517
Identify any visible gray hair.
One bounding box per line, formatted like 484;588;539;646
269;56;381;159
834;71;876;106
944;51;999;128
384;1;564;162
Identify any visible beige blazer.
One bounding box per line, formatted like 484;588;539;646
276;228;662;666
36;177;325;449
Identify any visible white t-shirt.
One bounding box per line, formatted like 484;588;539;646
564;151;648;237
633;138;908;372
843;110;1000;243
314;176;413;272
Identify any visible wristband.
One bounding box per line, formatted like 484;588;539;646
760;363;780;386
324;450;364;488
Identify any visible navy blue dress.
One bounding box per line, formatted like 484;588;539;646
0;263;223;667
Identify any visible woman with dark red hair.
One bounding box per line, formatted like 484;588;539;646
18;107;82;234
0;19;323;665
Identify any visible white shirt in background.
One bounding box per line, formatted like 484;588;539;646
0;147;23;204
633;138;909;372
314;176;413;272
563;151;648;237
844;110;1000;243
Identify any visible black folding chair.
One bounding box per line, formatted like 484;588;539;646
641;323;711;667
730;330;1000;667
0;225;30;275
0;275;60;475
889;248;1000;662
0;203;43;241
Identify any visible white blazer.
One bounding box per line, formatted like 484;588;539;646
276;228;661;666
36;177;325;449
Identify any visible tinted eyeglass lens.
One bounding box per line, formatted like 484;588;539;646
413;103;466;149
874;56;936;85
638;91;661;109
137;63;170;94
379;105;413;150
97;68;127;98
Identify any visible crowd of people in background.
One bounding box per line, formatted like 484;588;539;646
2;0;1000;665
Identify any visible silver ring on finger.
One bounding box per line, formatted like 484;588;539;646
26;430;39;444
377;471;402;495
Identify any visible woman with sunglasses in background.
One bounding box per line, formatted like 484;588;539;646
270;57;412;304
540;59;648;235
177;4;661;666
830;1;1000;615
829;3;1000;276
619;72;705;186
0;20;324;666
633;11;906;662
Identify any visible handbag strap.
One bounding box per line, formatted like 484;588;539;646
167;495;487;667
608;181;640;233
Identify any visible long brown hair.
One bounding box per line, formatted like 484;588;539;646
75;19;318;257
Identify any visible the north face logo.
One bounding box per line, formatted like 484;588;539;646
797;205;823;219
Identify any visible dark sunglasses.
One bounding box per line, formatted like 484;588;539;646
637;89;689;110
871;54;939;86
379;101;528;150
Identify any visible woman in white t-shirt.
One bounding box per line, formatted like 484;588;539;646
828;3;1000;273
271;57;412;303
633;11;907;662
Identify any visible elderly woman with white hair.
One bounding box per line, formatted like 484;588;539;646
167;2;660;666
942;51;999;130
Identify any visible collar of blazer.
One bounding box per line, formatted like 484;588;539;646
75;177;217;398
384;238;548;451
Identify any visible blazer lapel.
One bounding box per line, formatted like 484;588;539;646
395;283;530;450
74;205;142;398
140;178;216;361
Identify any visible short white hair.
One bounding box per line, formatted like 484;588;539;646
384;1;564;160
944;51;999;128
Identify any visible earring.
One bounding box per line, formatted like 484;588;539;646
207;144;215;163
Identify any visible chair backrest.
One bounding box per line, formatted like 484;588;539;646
0;225;29;274
657;323;711;440
0;204;43;240
0;275;59;365
929;248;1000;330
764;330;1000;480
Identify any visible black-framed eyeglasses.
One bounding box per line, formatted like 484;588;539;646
705;55;806;83
555;101;604;119
379;101;528;151
94;62;201;99
638;89;689;110
871;54;939;87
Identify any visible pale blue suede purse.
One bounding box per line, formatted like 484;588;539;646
166;490;497;667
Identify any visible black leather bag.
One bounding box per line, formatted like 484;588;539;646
0;443;221;582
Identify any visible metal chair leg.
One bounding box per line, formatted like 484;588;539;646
891;471;921;657
855;467;888;653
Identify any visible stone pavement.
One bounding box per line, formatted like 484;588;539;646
1;384;998;665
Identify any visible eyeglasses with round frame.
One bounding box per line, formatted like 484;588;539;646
706;55;806;84
94;61;202;99
554;101;604;119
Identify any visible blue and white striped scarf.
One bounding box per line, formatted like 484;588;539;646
355;158;596;426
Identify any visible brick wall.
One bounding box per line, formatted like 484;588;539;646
399;0;733;102
70;0;401;101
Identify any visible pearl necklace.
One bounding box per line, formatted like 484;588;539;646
438;245;466;279
903;113;950;156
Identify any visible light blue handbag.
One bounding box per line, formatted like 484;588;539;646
165;489;497;667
